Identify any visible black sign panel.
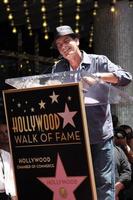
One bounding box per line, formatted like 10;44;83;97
3;82;97;200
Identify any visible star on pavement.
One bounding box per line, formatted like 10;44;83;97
37;154;86;200
38;100;45;109
57;103;77;128
49;91;59;103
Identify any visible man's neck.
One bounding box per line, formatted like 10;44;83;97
69;50;82;70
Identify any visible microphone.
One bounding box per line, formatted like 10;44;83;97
51;57;63;74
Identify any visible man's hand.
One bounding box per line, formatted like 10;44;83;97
115;182;125;200
82;76;100;86
11;196;17;200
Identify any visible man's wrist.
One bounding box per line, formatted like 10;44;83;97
95;72;101;79
93;73;102;82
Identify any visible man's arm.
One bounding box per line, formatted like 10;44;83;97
115;146;132;199
83;55;132;86
102;56;132;86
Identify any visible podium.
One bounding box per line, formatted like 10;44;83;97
5;71;133;105
3;71;133;200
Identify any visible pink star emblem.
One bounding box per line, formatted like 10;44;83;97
37;154;86;200
57;103;77;128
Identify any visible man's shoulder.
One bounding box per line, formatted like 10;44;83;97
115;145;127;157
87;53;108;60
56;58;68;65
54;58;69;72
83;51;108;64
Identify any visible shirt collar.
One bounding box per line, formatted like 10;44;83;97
81;51;91;65
70;51;91;71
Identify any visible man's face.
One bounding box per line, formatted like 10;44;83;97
0;123;9;145
55;35;79;60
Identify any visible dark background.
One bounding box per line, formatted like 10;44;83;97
0;0;95;118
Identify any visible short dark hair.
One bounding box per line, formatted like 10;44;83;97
53;25;79;48
119;125;133;139
114;127;126;139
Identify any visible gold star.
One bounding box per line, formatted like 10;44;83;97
31;107;35;112
38;100;45;109
49;91;59;103
68;96;72;101
17;102;21;108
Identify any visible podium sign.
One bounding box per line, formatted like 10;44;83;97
3;82;97;200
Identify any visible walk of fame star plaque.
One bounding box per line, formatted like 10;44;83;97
3;82;97;200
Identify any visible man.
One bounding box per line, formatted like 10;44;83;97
114;127;133;164
120;125;133;151
52;25;132;199
0;122;10;152
0;120;16;200
114;128;133;200
114;145;132;200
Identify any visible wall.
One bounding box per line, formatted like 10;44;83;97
93;0;133;126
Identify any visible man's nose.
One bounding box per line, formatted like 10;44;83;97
62;43;67;50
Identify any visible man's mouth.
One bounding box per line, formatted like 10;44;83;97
63;48;71;56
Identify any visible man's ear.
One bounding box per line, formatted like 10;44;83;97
75;38;80;46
